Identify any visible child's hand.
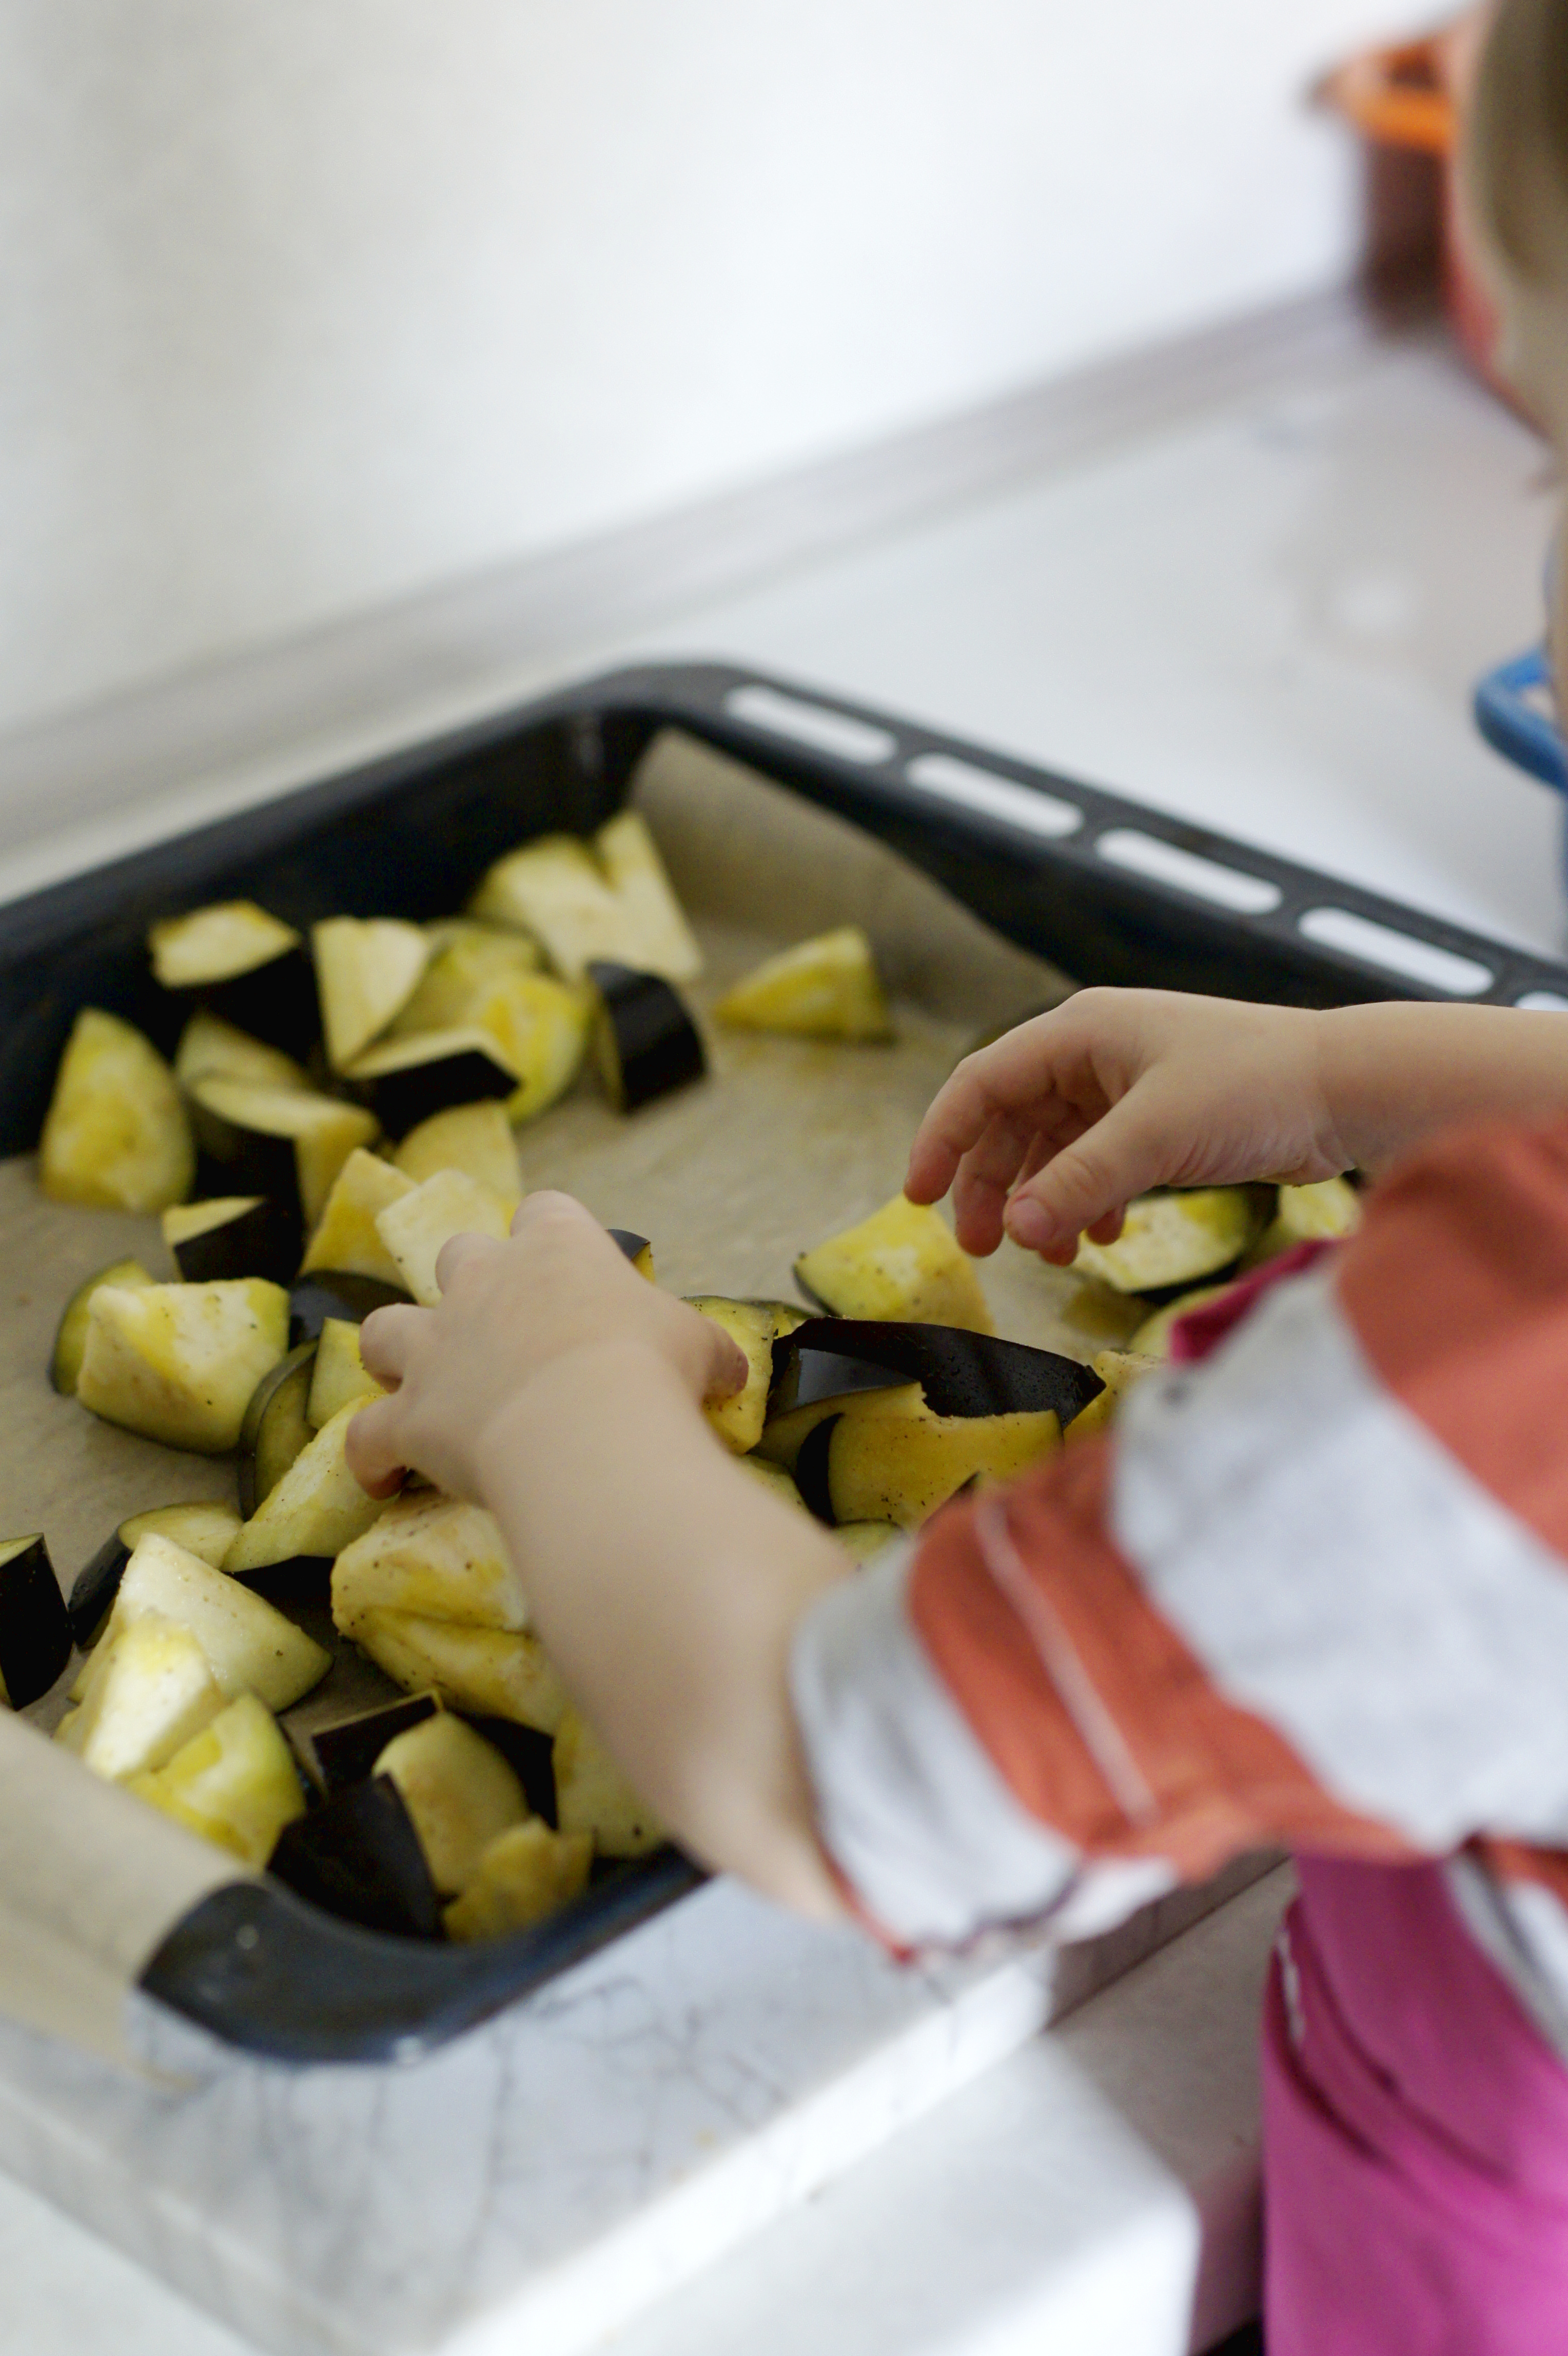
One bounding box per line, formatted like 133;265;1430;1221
346;1192;749;1501
905;989;1342;1263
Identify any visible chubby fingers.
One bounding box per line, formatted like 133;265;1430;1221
357;1301;425;1387
346;1391;409;1498
905;1010;1092;1209
349;1304;427;1495
701;1323;751;1403
432;1227;506;1300
1002;1078;1172;1257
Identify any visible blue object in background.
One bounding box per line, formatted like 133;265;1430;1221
1474;645;1567;792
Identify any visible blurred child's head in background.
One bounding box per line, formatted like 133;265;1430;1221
1467;0;1568;677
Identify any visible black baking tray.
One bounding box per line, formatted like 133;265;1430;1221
5;656;1566;2065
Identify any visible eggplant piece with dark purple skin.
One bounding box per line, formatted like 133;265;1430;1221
769;1319;1103;1425
342;1028;517;1140
0;1536;73;1709
607;1228;655;1281
149;901;319;1057
162;1195;296;1286
185;1078;378;1253
68;1500;243;1650
268;1774;444;1938
791;1418;841;1526
50;1256;154;1396
238;1342;317;1520
463;1713;558;1824
293;1695;439;1796
588;963;705;1113
288;1271;410;1346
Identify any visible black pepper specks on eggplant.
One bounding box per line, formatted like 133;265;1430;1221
588;963;705;1113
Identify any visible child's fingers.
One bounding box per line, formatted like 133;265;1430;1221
904;1042;1054;1205
432;1228;505;1300
358;1303;425;1386
905;1007;1112;1207
345;1393;408;1497
947;1111;1040;1252
1003;1082;1173;1254
702;1328;752;1402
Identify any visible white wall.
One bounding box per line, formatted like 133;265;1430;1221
2;0;1424;740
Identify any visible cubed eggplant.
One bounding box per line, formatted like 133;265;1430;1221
83;1530;330;1714
293;1694;439;1796
468;973;590;1124
343;1027;518;1140
127;1692;308;1868
330;1490;527;1636
373;1170;515;1306
769;1318;1104;1426
40;1009;195;1215
311;917;429;1071
268;1775;444;1939
712;925;893;1041
76;1278;291;1456
162;1194;295;1285
238;1342;317;1519
818;1398;1062;1529
149;901;318;1055
373;1713;530;1897
442;1819;593;1943
186;1076;378;1244
173;1009;308;1095
588;962;705;1113
607;1229;656;1280
288;1270;411;1347
297;1149;416;1288
225;1402;385;1576
469;811;701;984
685;1297;803;1452
391;1100;520;1197
306;1318;380;1427
553;1708;664;1858
68;1500;243;1650
50;1256;154;1396
795;1194;992;1330
0;1536;72;1708
1071;1186;1264;1298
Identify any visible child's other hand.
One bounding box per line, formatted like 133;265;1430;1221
905;988;1344;1263
346;1192;749;1500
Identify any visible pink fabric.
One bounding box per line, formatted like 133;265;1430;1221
1263;1859;1568;2353
1171;1239;1568;2348
1166;1240;1337;1364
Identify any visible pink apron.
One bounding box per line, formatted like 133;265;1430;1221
1170;1251;1568;2348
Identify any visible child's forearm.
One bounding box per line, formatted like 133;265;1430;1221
475;1339;849;1918
1319;1005;1568;1175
